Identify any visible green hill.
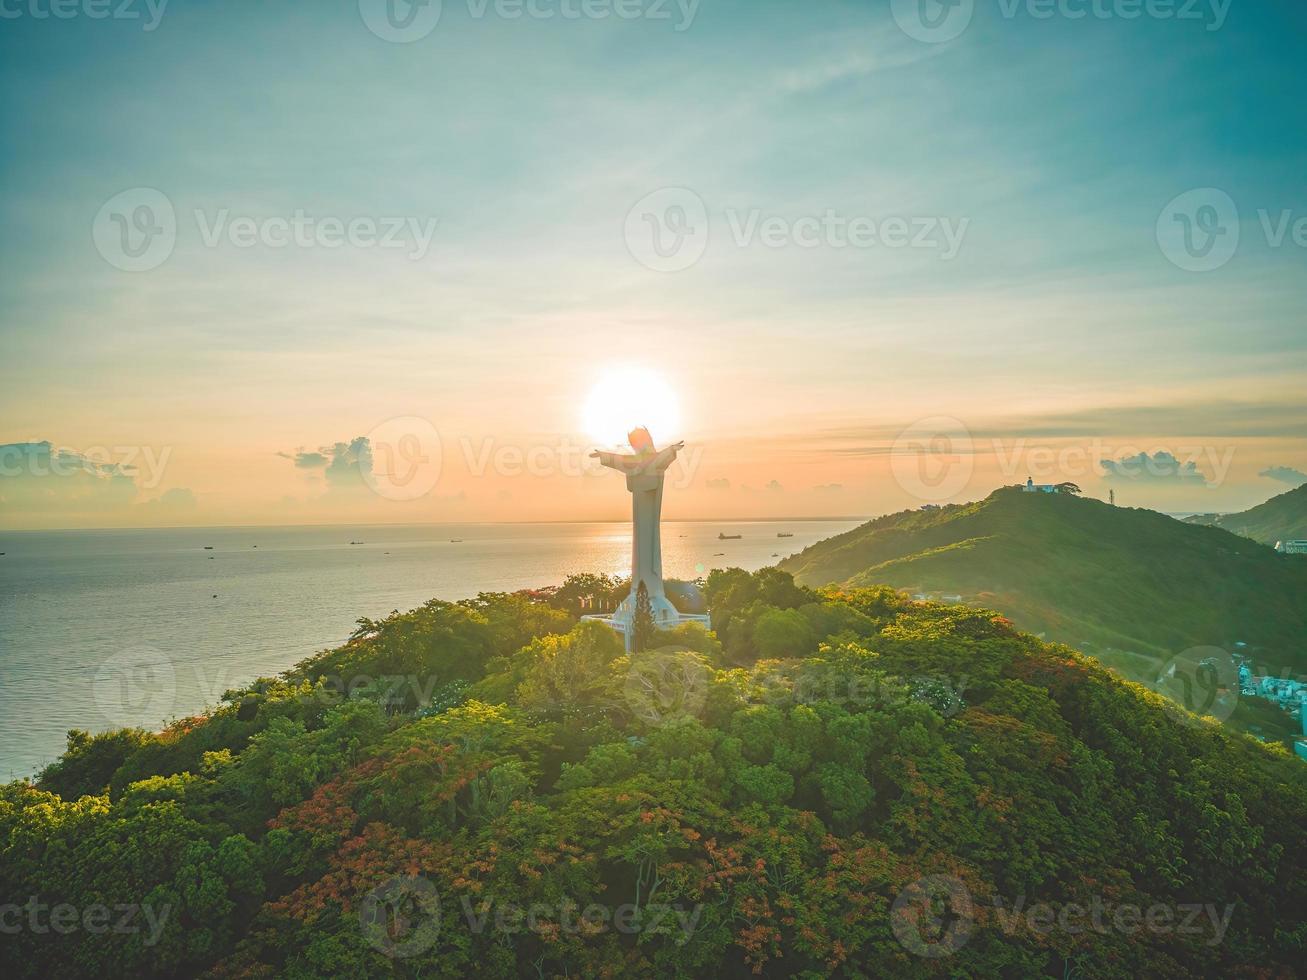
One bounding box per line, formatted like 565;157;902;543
780;487;1307;673
1185;482;1307;546
2;572;1304;978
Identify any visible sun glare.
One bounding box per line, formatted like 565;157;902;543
583;368;681;449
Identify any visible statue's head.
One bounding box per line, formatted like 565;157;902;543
627;427;656;454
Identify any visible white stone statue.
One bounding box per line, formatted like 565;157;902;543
587;427;708;649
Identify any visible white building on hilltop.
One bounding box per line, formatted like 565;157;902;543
1274;540;1307;555
1024;476;1061;494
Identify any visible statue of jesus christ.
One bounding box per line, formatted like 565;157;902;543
591;427;685;644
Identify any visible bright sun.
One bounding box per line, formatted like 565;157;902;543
583;368;681;449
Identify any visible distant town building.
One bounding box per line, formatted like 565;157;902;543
1274;540;1307;555
1024;476;1061;494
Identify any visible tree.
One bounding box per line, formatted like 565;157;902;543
752;606;818;659
632;579;655;653
515;621;625;712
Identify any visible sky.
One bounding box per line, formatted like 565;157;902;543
1;0;1305;529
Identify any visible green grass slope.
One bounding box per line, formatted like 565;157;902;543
781;487;1307;670
1186;482;1307;545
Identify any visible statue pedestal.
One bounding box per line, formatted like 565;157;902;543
582;606;711;650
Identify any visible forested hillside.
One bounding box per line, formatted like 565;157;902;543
1186;482;1307;546
781;487;1307;672
2;570;1303;978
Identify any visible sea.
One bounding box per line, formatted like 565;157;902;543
0;519;860;778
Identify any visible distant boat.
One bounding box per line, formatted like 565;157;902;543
349;540;364;545
449;539;463;543
203;546;214;550
777;532;793;538
713;552;725;556
718;533;742;540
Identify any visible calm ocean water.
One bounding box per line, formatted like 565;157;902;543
0;520;860;778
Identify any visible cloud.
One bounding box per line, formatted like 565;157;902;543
282;437;374;493
277;449;330;469
1259;465;1307;487
706;478;731;490
1;441;139;514
1100;451;1208;485
814;483;844;492
323;437;373;489
0;441;189;526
